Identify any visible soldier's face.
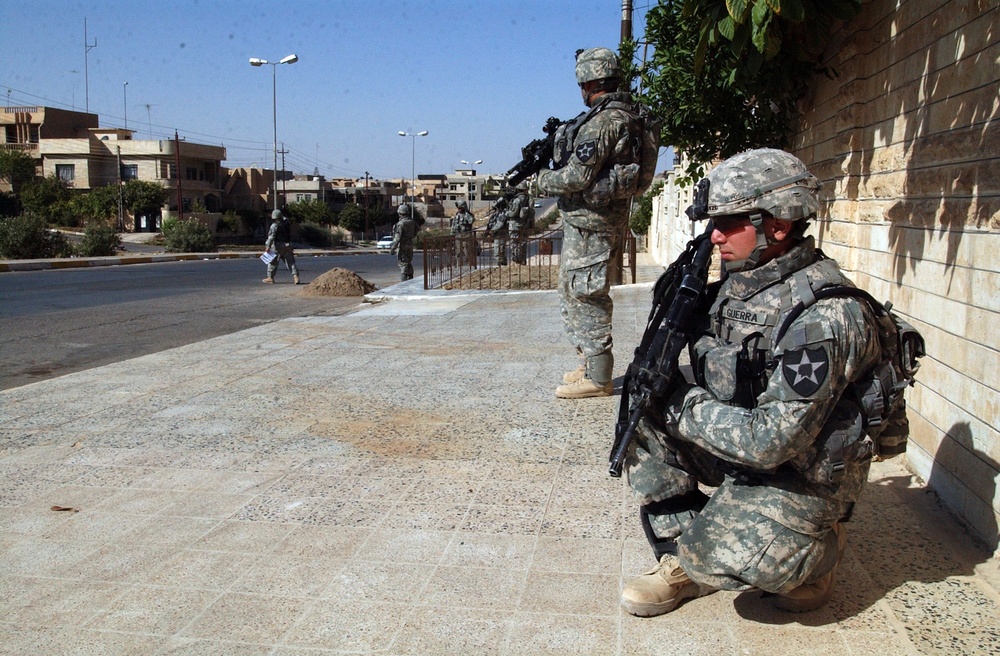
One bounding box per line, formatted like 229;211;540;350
711;216;758;265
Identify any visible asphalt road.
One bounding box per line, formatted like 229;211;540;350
0;253;416;390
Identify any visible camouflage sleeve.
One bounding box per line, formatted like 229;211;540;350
390;221;401;252
264;222;277;250
666;298;880;470
536;115;624;195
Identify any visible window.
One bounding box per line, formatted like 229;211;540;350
121;164;138;181
55;164;75;183
186;167;197;180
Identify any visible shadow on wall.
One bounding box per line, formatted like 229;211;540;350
853;3;999;283
930;422;999;551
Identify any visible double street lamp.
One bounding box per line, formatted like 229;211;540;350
398;130;428;205
250;53;299;212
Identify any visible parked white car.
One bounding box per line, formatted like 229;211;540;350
376;236;394;249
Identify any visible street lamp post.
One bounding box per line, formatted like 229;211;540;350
250;53;298;212
397;130;428;206
460;159;483;204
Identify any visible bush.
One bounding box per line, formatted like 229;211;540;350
77;223;122;257
0;214;73;259
297;221;343;248
162;217;216;252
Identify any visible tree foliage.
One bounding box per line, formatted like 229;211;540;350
0;214;72;259
122;180;167;218
19;175;72;223
0;149;36;190
629;180;665;235
285;198;335;226
337;203;364;232
638;0;861;181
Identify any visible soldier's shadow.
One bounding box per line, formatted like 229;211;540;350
731;422;995;626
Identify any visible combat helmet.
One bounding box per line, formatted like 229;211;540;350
687;148;821;272
398;203;411;217
271;209;283;220
455;200;468;210
575;47;621;85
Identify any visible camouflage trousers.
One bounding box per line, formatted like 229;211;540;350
558;224;613;361
625;416;849;594
267;245;299;279
397;245;414;281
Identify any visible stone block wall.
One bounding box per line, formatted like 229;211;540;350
789;0;999;549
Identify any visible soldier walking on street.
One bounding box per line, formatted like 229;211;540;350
390;203;418;281
263;209;299;284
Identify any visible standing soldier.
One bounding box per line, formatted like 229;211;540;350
390;203;418;281
506;184;532;265
263;209;300;284
452;200;476;267
536;47;658;398
486;199;509;266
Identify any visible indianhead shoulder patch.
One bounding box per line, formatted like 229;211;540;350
782;346;829;397
575;140;597;164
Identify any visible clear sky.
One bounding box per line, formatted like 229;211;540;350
1;0;667;183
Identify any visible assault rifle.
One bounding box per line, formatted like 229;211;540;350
609;185;716;477
505;116;564;188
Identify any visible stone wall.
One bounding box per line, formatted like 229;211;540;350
788;0;999;549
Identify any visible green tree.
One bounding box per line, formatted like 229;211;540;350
629;180;664;235
19;175;71;223
71;185;120;223
286;198;335;226
0;148;36;192
122;180;166;219
640;0;861;181
338;203;364;232
0;214;73;259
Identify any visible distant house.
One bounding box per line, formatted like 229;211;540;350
2;106;226;225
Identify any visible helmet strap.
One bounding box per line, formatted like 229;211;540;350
724;212;770;273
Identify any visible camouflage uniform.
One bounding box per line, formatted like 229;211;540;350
264;209;299;283
537;48;646;389
624;148;882;606
390;204;418;281
505;191;531;265
486;202;509;266
451;201;476;266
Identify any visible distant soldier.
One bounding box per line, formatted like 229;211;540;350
452;200;476;266
263;209;300;284
485;198;509;266
390;203;418;281
506;184;533;265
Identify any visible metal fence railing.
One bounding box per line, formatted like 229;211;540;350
421;232;560;291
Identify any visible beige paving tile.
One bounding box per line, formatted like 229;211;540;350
191;519;296;553
421;565;529;612
440;532;538;569
143;549;262;591
0;576;127;628
532;536;622;574
281;599;408;652
179;592;308;643
158;491;257;519
391;606;512;655
519;571;620;617
620;617;734;655
152;637;274;655
270;524;373;559
0;535;104;578
322;559;436;603
70;542;180;584
539;501;623;540
229;554;341;598
0;627;167;655
88;488;191;516
353;527;455;564
460;504;545;535
85;585;218;634
506;612;618;655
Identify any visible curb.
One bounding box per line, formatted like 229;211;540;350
0;249;384;272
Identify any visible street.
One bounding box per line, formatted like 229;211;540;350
0;253;416;390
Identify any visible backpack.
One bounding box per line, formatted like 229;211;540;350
275;219;291;243
774;286;926;459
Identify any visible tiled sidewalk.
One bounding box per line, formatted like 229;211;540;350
1;285;998;655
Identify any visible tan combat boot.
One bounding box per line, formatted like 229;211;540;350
262;277;274;284
770;522;847;612
555;377;612;399
293;274;301;285
621;554;715;617
562;363;586;384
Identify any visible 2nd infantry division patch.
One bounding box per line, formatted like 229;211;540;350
782;346;829;397
575;140;597;163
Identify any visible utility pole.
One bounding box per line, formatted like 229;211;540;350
84;18;97;114
116;146;125;231
364;171;370;239
621;0;633;43
279;142;288;209
174;130;183;222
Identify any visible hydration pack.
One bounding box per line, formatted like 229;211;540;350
774;286;926;459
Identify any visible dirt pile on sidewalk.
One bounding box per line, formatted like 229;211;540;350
299;267;377;297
